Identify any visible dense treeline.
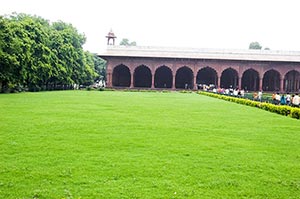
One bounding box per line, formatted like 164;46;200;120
0;13;106;92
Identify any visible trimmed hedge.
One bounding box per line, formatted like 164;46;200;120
198;91;300;119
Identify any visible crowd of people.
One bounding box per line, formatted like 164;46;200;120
270;92;300;107
210;87;246;98
203;84;300;108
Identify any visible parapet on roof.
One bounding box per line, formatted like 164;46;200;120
99;45;300;62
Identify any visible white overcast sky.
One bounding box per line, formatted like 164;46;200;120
1;0;300;53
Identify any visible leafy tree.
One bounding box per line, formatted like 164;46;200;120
93;54;106;81
0;15;24;92
249;42;262;50
0;13;99;92
120;38;137;46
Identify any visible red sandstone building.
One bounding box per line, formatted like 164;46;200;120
100;40;300;93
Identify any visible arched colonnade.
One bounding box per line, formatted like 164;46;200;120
109;64;300;92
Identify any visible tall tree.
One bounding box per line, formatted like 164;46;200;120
0;13;99;92
249;42;262;50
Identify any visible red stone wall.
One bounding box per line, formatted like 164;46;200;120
104;56;300;92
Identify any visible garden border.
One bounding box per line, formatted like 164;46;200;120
198;91;300;119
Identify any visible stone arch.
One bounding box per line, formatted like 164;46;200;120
220;68;238;89
112;64;131;87
134;65;152;88
241;68;259;91
262;69;280;91
175;66;194;89
284;70;300;92
154;65;172;88
196;66;218;87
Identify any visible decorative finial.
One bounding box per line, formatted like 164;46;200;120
106;29;117;45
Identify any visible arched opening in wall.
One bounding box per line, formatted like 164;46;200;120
241;69;259;91
175;66;194;89
196;67;217;88
154;66;172;88
284;70;300;92
112;64;131;87
263;69;280;91
134;65;152;88
220;68;238;89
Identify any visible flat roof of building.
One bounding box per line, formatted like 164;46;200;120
99;45;300;62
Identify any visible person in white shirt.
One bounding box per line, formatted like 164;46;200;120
275;92;281;105
240;89;245;97
258;90;263;102
292;93;300;107
233;89;238;96
286;93;291;106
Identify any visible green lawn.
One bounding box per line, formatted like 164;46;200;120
0;91;300;198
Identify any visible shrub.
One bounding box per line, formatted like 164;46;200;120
198;91;299;119
290;108;300;119
86;86;93;91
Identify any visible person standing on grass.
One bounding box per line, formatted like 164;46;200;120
240;89;245;97
275;92;281;105
272;93;276;104
292;93;300;107
286;92;291;106
280;93;286;105
258;90;262;102
253;92;258;101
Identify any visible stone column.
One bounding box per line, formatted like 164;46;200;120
130;73;134;88
194;75;197;90
217;76;221;88
280;77;284;93
172;75;176;90
238;77;242;90
107;72;112;87
151;74;155;89
259;77;263;91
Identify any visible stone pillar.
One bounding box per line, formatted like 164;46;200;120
280;77;284;93
130;73;134;88
172;75;176;90
151;74;154;89
194;75;197;90
238;77;242;90
217;76;221;88
259;77;263;91
107;72;112;87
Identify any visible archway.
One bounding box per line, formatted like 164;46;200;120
284;70;300;92
154;66;172;88
134;65;152;88
220;68;238;89
241;69;259;91
112;64;131;87
175;66;193;89
196;67;218;87
263;69;280;91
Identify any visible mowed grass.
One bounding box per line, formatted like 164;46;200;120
0;91;300;199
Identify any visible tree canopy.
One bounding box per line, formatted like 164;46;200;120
120;38;137;46
0;13;106;92
249;42;262;50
